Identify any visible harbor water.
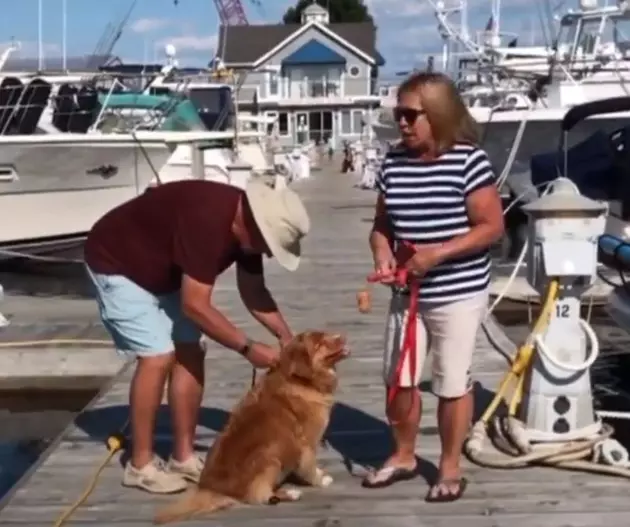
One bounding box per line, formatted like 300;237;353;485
0;251;105;501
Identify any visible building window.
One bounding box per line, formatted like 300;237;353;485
340;109;364;135
352;109;363;134
268;72;279;97
278;112;289;136
348;65;360;77
341;110;352;135
265;112;278;135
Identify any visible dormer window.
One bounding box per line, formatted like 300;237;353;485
301;2;330;25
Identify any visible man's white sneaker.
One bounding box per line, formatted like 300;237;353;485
122;456;188;494
167;454;204;483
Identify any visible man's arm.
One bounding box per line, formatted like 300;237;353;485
180;274;249;351
236;262;293;345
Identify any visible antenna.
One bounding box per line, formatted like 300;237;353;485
38;0;43;71
62;0;67;71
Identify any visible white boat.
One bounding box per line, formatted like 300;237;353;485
372;0;630;173
0;130;264;256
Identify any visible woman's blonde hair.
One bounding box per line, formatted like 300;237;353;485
397;71;480;152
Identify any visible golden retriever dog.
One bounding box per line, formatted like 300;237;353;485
153;330;349;525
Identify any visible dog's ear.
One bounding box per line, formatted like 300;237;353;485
279;337;313;380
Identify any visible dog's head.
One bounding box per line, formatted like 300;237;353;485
278;331;349;392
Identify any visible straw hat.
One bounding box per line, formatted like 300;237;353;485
245;179;310;271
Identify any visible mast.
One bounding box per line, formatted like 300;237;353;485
38;0;43;70
62;0;67;71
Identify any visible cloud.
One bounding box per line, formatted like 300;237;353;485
131;17;170;33
158;34;218;52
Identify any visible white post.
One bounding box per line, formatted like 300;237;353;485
0;283;7;327
38;0;43;71
461;0;469;40
62;0;67;71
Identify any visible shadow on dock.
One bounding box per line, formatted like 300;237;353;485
72;381;496;487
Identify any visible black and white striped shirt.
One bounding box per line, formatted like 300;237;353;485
376;143;495;303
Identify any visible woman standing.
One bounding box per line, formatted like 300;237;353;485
363;72;504;502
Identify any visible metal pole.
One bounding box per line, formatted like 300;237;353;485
191;144;204;179
62;0;67;71
233;73;240;159
38;0;43;71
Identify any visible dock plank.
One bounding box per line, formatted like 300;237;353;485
1;169;628;527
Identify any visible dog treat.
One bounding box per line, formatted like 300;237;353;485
357;288;372;313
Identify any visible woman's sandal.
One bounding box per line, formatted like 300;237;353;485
425;477;468;503
361;464;419;489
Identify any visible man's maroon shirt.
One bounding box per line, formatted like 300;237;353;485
84;180;262;295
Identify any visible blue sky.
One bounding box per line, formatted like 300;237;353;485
0;0;573;73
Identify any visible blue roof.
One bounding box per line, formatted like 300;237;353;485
282;39;346;66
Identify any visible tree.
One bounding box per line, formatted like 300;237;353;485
282;0;374;25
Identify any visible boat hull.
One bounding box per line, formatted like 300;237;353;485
373;114;630;175
0;143;171;249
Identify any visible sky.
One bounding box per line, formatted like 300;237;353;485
0;0;574;74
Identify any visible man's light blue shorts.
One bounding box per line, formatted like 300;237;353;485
85;265;201;357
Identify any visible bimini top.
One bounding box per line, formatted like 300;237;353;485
562;96;630;132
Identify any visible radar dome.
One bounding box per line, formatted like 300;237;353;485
164;43;176;57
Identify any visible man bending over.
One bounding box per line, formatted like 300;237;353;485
84;178;310;494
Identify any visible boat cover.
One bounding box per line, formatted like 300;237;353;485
599;234;630;272
530;128;623;201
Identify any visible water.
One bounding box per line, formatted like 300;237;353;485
0;251;103;502
0;386;100;501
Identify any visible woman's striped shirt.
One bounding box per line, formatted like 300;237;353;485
376;143;496;303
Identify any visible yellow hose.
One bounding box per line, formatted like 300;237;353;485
52;432;127;527
467;278;630;478
478;279;559;425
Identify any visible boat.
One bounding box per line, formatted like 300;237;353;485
373;0;630;176
495;95;630;270
0;129;261;260
0;63;271;257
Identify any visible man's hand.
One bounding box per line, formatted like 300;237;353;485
246;341;280;369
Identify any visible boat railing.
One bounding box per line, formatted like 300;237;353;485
0;75;55;135
89;76;196;134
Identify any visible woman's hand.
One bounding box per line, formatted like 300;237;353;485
404;244;444;277
372;248;397;284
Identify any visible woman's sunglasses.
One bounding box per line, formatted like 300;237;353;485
393;107;426;124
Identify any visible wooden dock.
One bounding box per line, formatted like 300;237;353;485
1;168;630;527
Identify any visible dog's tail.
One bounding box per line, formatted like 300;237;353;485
153;489;236;525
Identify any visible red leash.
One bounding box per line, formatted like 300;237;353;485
366;242;420;420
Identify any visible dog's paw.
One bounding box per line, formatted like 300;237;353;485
321;474;334;487
316;467;334;487
285;488;303;501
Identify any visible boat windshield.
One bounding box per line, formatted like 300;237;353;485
558;10;630;61
601;11;630;56
557;13;581;59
